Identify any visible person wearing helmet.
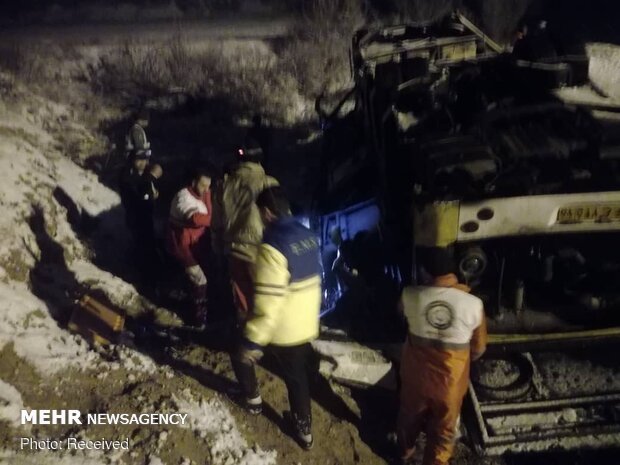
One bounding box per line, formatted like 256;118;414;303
125;109;151;157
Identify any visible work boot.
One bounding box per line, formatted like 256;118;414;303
226;386;263;415
196;308;208;327
186;310;206;329
188;296;208;328
288;412;313;450
186;283;208;328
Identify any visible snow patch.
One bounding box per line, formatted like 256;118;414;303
0;379;28;429
0;281;99;374
54;157;121;219
116;347;158;375
173;392;277;465
0;86;138;376
147;455;166;465
70;260;139;310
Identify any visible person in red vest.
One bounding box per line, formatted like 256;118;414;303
167;168;212;326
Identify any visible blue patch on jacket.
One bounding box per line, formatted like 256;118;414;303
262;216;320;282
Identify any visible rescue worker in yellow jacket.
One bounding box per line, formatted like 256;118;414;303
219;142;279;320
397;250;487;465
230;186;321;451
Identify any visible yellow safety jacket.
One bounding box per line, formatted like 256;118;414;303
244;216;321;347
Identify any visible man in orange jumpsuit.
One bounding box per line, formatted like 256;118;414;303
397;251;487;465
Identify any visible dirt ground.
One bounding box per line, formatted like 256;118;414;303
0;323;506;465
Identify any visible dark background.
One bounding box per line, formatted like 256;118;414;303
0;0;618;46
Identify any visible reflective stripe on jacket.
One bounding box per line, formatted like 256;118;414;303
244;216;321;347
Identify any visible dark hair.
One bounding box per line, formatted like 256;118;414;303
256;186;290;218
188;166;212;184
418;247;456;277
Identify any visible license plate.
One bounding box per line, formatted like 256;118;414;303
557;204;620;224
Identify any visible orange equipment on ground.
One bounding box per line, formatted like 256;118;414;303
68;294;125;345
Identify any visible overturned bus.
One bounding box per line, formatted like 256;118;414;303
315;11;620;455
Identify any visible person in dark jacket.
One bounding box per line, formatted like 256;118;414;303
120;151;150;232
119;150;162;284
229;186;321;451
167;168;212;326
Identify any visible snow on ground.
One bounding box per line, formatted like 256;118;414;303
146;456;166;465
0;88;105;374
115;346;159;375
0;281;100;374
0;379;28;429
69;260;140;311
0;75;275;464
173;391;277;465
54;157;121;219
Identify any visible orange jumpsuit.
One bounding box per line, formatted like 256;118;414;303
397;273;487;465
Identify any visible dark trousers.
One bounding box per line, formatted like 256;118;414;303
130;222;160;285
232;342;315;420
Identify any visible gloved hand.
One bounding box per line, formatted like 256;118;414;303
238;346;263;365
149;163;163;179
185;265;207;287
